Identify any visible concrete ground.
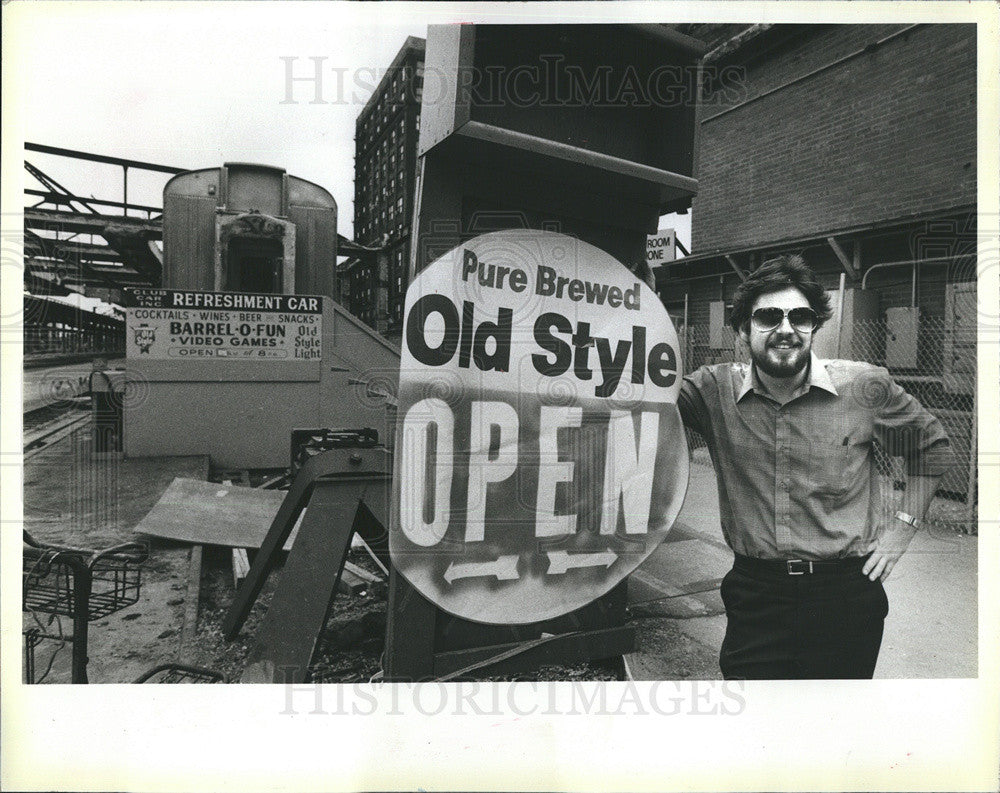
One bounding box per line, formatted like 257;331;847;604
626;451;979;680
22;424;206;683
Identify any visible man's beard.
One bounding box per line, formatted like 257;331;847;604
752;338;809;378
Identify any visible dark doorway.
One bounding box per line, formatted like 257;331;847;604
225;237;284;293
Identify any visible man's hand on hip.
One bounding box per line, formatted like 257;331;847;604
863;546;905;582
863;520;919;582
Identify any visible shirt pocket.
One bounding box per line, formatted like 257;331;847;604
806;430;852;496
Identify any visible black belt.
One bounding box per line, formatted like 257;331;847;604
733;553;871;577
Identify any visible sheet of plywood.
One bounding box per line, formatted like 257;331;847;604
134;477;298;549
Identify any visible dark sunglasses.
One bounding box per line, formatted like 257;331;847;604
750;307;818;333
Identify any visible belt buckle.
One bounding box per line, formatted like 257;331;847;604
786;559;813;575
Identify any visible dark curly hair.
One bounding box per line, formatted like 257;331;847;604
729;254;833;334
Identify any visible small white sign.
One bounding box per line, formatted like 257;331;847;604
646;229;677;264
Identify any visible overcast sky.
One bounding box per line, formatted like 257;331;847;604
7;2;692;247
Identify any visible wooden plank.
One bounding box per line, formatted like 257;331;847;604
239;481;364;683
178;545;203;659
432;626;634;680
258;474;286;489
231;548;250;589
343;560;381;585
337;567;368;596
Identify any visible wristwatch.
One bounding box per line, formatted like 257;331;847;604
894;510;923;530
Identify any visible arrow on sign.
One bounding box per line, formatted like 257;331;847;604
546;549;618;575
444;555;520;585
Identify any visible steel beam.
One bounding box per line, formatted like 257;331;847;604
27;259;146;280
24;161;100;215
26;142;185;175
25;189;162;216
337;234;381;259
724;254;749;281
24;237;125;263
827;236;860;281
24;208;161;237
25;263;149;292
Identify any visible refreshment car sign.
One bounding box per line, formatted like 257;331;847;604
124;289;323;361
391;230;688;624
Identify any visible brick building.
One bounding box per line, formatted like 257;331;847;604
340;36;425;338
660;23;977;501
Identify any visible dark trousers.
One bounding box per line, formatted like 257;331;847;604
719;555;889;680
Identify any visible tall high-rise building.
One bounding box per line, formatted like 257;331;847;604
341;36;425;339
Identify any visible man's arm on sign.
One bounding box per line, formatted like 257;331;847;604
677;370;710;437
863;473;943;583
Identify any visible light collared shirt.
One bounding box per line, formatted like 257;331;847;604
678;354;953;560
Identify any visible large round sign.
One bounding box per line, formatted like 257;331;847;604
390;230;688;624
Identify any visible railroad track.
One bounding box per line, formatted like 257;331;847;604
24;402;93;458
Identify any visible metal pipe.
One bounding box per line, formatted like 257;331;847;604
836;271;846;358
860;255;956;291
26;142;185;174
69;555;91;684
683;292;689;367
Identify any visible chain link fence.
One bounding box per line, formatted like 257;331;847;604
851;315;976;517
677;317;976;528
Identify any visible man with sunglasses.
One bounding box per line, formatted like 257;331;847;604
677;255;952;679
